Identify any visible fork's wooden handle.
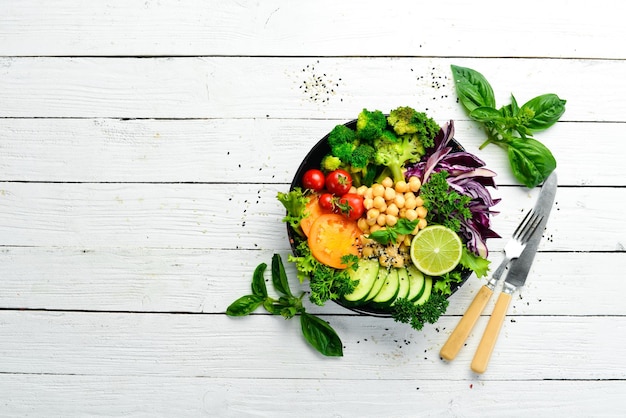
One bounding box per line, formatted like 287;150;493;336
440;285;493;361
471;291;512;374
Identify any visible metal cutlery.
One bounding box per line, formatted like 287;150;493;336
471;172;558;373
440;172;558;364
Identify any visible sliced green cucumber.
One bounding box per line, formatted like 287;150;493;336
406;265;425;302
343;259;380;305
392;267;410;305
370;268;400;309
413;276;433;306
365;267;389;302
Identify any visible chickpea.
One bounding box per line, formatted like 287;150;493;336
364;188;374;199
414;196;424;207
376;213;387;226
349;186;357;194
371;183;385;197
381;177;394;188
373;195;386;209
394;180;409;193
394;194;405;209
366;208;380;221
357;185;368;196
383;187;396;201
386;214;398;227
357;218;369;232
363;197;374;210
362;246;374;258
404;208;418;221
386;203;399;217
416;206;428;219
418;218;428;229
404;196;417;210
408;176;421;192
370;224;382;233
392;256;404;268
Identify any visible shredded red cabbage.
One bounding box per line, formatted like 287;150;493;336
405;120;500;258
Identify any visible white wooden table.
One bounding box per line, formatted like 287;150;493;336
1;1;625;416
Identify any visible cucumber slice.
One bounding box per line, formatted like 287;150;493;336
406;265;425;302
413;276;433;306
392;267;410;305
365;267;389;302
371;268;400;308
343;259;380;304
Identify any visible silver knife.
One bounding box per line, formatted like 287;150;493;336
471;171;558;374
440;171;556;362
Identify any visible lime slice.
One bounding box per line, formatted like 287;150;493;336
410;225;463;276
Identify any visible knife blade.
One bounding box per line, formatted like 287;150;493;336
471;171;558;374
440;171;558;362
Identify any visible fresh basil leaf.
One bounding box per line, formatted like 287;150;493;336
368;228;396;245
271;254;293;297
300;312;343;357
520;94;566;132
507;138;557;188
499;94;519;118
451;65;496;112
251;262;268;298
394;218;419;235
226;294;265;316
469;106;503;123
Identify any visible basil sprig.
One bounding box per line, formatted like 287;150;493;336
451;65;566;188
226;254;344;357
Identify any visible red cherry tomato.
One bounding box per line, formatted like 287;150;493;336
337;193;365;221
302;169;325;191
325;169;352;196
318;193;335;211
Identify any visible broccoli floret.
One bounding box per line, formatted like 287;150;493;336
356;108;387;142
327;124;356;149
387;106;440;148
374;132;427;184
320;154;342;172
350;144;375;169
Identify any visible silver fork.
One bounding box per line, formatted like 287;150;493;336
487;210;544;288
440;209;544;361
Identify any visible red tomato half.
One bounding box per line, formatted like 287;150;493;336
302;169;325;191
325;169;352;196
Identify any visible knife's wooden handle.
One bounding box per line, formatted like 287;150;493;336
440;285;493;361
471;291;512;374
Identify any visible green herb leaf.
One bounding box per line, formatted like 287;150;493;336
226;294;265;316
251;262;268;298
459;247;490;278
368;218;418;245
271;254;293;297
300;312;343;357
520;94;567;132
469;106;503;124
507;138;557;188
451;65;496;112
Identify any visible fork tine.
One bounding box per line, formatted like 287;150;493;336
512;210;533;239
519;214;543;244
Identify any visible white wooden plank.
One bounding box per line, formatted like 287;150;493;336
0;311;624;381
1;248;624;317
0;57;622;121
0;182;623;252
0;118;619;187
1;374;624;417
1;0;624;59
